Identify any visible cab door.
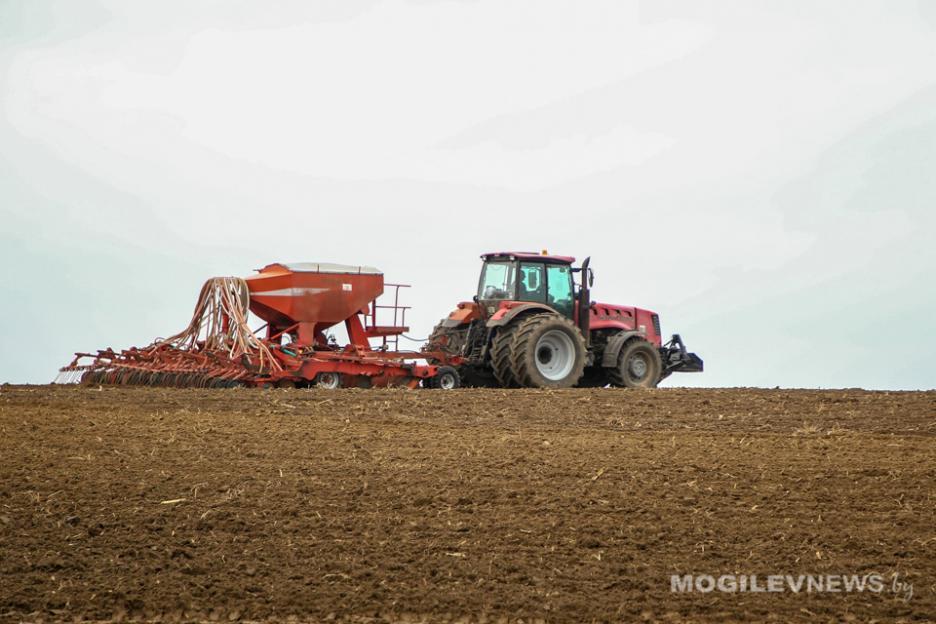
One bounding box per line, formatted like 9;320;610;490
517;262;546;302
546;264;575;318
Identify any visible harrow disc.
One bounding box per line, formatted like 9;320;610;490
59;351;253;389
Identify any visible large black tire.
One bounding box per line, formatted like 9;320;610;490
508;314;586;388
425;322;468;358
490;325;520;387
608;338;662;388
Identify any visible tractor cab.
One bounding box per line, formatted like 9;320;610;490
477;252;578;317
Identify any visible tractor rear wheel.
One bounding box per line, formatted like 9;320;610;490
490;325;520;387
426;322;468;356
608;339;662;388
508;314;586;388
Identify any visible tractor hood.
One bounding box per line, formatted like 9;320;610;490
590;303;662;345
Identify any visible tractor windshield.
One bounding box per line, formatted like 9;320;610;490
478;261;516;300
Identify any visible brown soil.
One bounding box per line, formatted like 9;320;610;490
0;386;934;623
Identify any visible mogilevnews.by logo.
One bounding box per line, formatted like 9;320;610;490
671;573;913;602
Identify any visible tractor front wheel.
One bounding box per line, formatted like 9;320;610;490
508;314;586;388
609;339;662;388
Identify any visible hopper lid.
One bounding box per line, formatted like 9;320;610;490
273;262;382;275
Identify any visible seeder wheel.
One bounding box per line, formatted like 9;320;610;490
427;366;461;390
314;372;342;389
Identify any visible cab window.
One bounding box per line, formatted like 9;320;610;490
518;263;546;302
547;264;574;317
478;261;516;300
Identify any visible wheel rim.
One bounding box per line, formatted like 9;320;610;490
534;330;576;381
316;372;341;389
438;372;457;390
627;353;649;380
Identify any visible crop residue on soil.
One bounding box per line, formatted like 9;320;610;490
0;386;933;622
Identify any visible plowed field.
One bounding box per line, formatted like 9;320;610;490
1;386;934;622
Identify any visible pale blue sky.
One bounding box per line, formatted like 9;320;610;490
1;0;934;388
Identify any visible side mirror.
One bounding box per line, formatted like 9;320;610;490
588;268;595;288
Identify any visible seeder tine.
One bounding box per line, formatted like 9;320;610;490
53;368;81;385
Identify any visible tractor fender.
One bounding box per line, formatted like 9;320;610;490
442;302;482;328
486;303;555;327
601;330;647;367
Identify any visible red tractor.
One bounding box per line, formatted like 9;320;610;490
425;252;702;388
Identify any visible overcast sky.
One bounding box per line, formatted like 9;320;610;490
1;0;934;389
